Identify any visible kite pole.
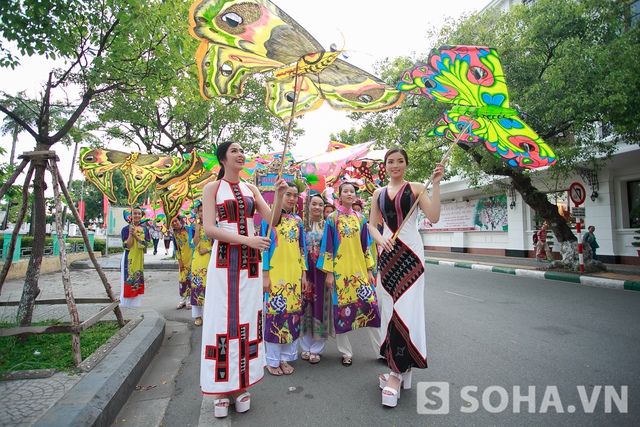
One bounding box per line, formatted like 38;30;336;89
392;120;473;240
266;63;302;237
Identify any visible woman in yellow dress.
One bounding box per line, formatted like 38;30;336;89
318;182;380;366
120;206;150;307
172;216;192;310
262;181;309;375
190;201;212;326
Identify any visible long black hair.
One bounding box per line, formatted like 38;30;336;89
215;141;237;181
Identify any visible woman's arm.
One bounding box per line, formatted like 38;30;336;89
367;188;394;253
201;180;271;250
414;162;444;223
248;179;287;227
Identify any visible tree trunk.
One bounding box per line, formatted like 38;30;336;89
510;172;576;244
10;127;18;166
16;158;47;326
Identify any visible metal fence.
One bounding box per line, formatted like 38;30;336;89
0;241;87;260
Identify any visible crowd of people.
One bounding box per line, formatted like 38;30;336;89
119;141;444;416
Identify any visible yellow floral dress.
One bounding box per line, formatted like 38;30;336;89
317;209;380;334
190;223;212;306
262;213;307;344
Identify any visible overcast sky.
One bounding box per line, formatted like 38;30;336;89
0;0;487;188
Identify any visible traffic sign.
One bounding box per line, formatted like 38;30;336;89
569;182;586;206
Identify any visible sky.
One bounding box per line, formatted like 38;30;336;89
0;0;488;191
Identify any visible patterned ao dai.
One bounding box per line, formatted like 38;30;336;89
377;182;428;372
120;225;149;306
317;209;380;334
262;212;308;344
174;226;192;299
191;224;212;307
300;220;333;341
200;180;265;394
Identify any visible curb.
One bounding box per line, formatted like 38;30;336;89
425;259;640;292
32;309;166;427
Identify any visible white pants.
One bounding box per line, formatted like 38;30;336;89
265;340;299;367
120;254;142;307
179;295;189;305
336;328;381;358
300;334;326;354
191;305;203;318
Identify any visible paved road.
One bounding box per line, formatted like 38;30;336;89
114;261;640;426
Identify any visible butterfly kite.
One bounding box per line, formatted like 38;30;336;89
188;0;404;122
79;148;182;205
398;45;557;169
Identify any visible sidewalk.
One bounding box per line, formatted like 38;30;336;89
424;250;640;291
0;251;176;427
1;249;639;426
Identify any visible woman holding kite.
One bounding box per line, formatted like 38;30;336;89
261;181;309;376
368;147;444;408
200;141;287;418
120;206;150;307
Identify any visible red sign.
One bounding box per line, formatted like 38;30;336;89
569;182;586;206
78;201;85;222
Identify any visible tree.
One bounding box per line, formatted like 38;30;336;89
0;91;38;166
0;0;194;325
349;0;640;270
96;58;301;156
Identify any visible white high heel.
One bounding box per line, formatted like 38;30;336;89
232;391;251;413
213;397;230;418
379;370;412;390
381;372;406;407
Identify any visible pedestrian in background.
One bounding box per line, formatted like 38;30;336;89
536;223;552;262
323;203;335;219
150;222;162;255
583;225;599;260
163;228;172;255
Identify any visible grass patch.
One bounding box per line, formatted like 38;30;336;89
0;320;122;373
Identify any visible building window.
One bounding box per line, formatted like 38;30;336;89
629;180;640;228
632;1;640;24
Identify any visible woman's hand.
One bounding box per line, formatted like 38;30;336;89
376;236;395;253
274;177;288;197
368;270;375;286
325;273;335;291
262;274;271;293
431;162;445;184
301;276;310;295
245;235;271;251
198;248;210;256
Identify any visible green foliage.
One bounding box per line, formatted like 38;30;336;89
0;320;122;372
351;0;640;185
632;229;640;248
93;238;124;255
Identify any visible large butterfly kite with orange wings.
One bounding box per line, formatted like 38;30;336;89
188;0;404;122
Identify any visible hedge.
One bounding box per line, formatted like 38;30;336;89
0;236;123;256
